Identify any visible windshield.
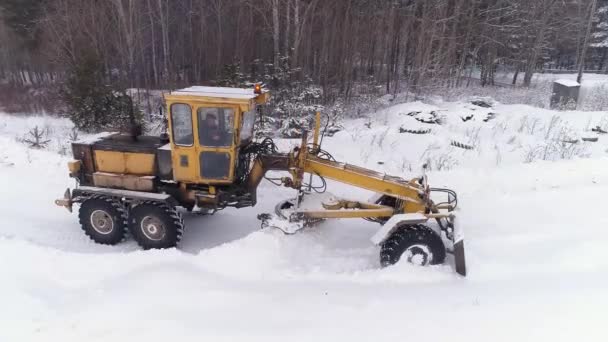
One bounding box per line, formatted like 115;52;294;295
197;107;234;147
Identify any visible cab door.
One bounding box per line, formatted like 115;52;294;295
194;105;239;183
168;102;199;182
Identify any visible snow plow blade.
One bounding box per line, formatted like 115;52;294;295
454;239;466;276
449;216;467;276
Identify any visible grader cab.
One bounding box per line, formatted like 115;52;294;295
164;86;269;184
56;85;466;276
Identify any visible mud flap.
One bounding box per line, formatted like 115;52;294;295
449;217;467;276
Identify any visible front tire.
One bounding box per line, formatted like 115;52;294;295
380;224;446;267
129;202;184;249
78;196;127;245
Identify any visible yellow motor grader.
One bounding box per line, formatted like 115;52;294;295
55;85;466;276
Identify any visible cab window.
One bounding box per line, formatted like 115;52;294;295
198;107;234;147
171;103;193;146
240;108;256;143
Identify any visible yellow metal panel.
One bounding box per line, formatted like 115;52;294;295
313;112;321;147
93;172;155;191
125;153;155;175
171;146;199;182
94;150;126;173
255;92;270;104
303;157;426;213
68;160;81;173
94;150;155;176
300;207;395;219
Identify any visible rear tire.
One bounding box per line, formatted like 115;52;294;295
380;224;446;267
78;196;127;245
129;202;184;249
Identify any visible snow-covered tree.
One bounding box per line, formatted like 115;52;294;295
591;1;608;70
592;2;608;48
217;62;247;88
61;53;143;133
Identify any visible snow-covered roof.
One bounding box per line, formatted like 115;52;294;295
170;86;264;100
555;79;580;87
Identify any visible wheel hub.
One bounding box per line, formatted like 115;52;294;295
90;209;114;235
404;244;432;266
141;216;166;241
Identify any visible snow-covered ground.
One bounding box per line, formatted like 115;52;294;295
1;99;608;341
325;98;608;173
461;71;608;110
495;72;608;109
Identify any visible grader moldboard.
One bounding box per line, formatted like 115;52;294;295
55;85;466;276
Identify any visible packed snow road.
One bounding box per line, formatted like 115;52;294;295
1;111;607;341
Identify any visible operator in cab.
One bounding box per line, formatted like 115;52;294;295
200;113;223;146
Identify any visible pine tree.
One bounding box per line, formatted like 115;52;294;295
592;2;608;47
591;1;608;70
217;62;247;88
61;53;143;133
0;0;43;46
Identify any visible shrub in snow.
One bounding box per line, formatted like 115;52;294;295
419;144;459;171
255;115;278;139
279;117;312;138
22;126;50;149
68;128;79;142
524;140;588;163
422;153;459;172
524;122;589;163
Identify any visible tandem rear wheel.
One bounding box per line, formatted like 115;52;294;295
78;195;184;249
128;202;184;249
380;224;446;267
78;196;128;245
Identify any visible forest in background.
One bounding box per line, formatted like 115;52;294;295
1;0;608;120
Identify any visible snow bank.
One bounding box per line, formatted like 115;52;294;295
463;71;608;110
317;100;608;177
